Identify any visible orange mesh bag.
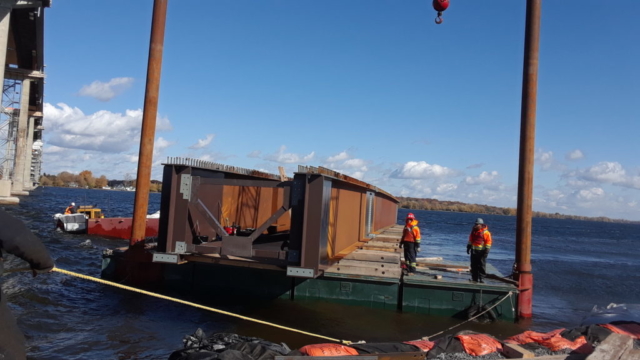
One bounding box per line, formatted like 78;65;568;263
599;323;640;339
299;343;359;357
505;328;565;345
456;334;503;356
403;340;436;352
539;335;588;352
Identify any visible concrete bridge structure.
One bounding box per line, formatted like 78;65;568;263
0;0;48;204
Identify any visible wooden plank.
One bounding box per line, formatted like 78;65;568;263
502;343;535;358
325;264;401;278
366;241;401;248
416;261;470;269
373;236;401;243
362;245;401;253
586;333;633;360
344;250;401;263
336;259;400;269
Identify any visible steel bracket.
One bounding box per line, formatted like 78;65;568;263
152;253;179;264
180;174;191;200
286;267;314;278
175;241;187;254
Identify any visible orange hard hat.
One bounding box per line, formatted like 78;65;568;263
406;213;415;220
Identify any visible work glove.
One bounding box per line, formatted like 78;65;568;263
484;248;490;256
399;241;404;249
466;244;471;255
416;247;421;253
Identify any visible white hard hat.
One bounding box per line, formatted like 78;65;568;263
71;202;75;206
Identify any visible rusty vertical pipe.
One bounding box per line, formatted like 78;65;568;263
515;0;541;319
131;0;168;246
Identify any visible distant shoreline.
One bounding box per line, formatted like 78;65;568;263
397;197;639;224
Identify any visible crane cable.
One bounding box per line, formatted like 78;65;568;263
49;267;354;345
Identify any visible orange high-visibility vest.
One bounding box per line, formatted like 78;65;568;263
469;227;492;250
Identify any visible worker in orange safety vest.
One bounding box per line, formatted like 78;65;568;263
467;218;492;283
399;213;421;275
64;202;77;215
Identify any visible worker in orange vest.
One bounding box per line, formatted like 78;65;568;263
400;213;421;275
64;202;76;214
467;218;492;283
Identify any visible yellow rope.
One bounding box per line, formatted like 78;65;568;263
424;291;514;340
51;267;352;345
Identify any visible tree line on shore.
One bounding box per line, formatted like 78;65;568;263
397;197;638;224
39;171;162;192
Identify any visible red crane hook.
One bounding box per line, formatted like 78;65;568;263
432;0;449;24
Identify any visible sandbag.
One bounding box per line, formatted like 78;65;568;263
169;329;291;360
505;328;588;352
227;344;281;360
599;321;640;339
299;343;359;356
402;340;435;352
425;335;465;359
455;333;502;356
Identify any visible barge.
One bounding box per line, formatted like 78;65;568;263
102;159;517;321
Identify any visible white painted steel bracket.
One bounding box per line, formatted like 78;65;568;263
286;267;314;278
175;241;187;254
152;253;179;264
179;174;191;200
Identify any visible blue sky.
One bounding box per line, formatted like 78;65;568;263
41;1;640;220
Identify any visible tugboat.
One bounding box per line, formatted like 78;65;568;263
54;205;105;234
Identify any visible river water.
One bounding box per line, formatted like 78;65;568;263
2;186;639;359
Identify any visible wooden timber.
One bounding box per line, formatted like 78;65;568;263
585;333;635;360
325;244;402;280
343;249;401;263
361;245;401;253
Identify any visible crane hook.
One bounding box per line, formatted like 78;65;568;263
435;11;443;24
432;0;449;25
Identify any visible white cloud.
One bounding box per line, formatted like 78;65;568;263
154;137;175;159
535;149;554;170
391;161;457;179
465;171;499;185
188;134;214;149
566;149;584;161
264;145;315;164
322;151;369;179
399;180;432;197
575;161;640;189
436;183;457;193
247;150;261;158
576;187;605;200
327;151;349;162
343;158;367;171
44;103;172;153
78;77;134;101
535;149;566;171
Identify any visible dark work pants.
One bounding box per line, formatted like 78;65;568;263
403;242;417;272
470;249;487;282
